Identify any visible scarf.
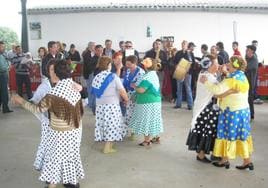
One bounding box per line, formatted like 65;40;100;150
91;70;115;98
45;78;83;128
123;67;140;92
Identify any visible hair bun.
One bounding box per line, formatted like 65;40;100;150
200;57;212;70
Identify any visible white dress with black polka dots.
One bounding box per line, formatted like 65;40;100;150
186;102;219;154
33;118;49;171
95;104;127;141
39;127;84;185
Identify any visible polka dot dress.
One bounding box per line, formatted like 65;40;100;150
125;94;135;126
186;102;219;154
34;118;49;171
95;104;127;141
217;107;251;141
39;127;84;185
129;102;163;137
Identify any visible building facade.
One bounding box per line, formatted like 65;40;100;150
27;1;268;60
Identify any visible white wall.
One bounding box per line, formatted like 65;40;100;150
28;11;268;62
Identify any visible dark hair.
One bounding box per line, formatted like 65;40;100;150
125;41;132;44
252;40;258;44
15;45;21;50
95;44;103;50
155;39;162;43
126;55;138;64
97;56;112;71
119;41;124;45
0;41;4;45
232;41;239;46
201;44;208;51
54;59;72;80
48;41;56;49
70;44;75;48
62;43;66;47
38;47;47;56
216;42;224;50
105;39;112;43
46;59;57;79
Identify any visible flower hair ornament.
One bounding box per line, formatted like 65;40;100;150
200;57;212;70
233;59;240;68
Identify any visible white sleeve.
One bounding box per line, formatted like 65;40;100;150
30;79;51;104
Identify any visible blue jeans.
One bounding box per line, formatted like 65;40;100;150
86;73;96;113
176;74;193;108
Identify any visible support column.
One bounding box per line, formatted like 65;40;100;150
21;0;29;52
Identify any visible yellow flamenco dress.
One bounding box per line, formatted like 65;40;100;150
204;70;253;159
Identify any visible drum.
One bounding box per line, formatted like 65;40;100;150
173;58;191;80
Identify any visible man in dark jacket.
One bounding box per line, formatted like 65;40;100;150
42;41;64;77
173;41;196;110
216;42;229;65
122;41;139;66
245;45;258;120
83;44;103;114
103;39;115;58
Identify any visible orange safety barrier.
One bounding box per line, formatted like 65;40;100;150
257;65;268;96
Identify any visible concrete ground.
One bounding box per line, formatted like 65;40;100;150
0;101;267;188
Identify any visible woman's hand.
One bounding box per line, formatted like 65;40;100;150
199;75;208;84
115;62;123;70
11;95;25;105
219;64;228;75
130;83;136;89
72;82;83;92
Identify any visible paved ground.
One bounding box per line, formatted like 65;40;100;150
0;101;267;188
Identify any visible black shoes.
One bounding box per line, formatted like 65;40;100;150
196;156;211;163
138;140;151;146
3;109;13;113
63;183;80;188
173;106;181;109
236;163;254;170
212;161;230;169
210;155;222;161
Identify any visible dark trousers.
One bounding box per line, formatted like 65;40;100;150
246;70;257;119
16;74;32;99
0;72;10;111
248;89;255;119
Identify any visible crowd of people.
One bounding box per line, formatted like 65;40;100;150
0;37;261;187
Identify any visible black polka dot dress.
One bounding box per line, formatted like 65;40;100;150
39;127;84;185
95;104;127;141
186;102;219;154
34;118;49;171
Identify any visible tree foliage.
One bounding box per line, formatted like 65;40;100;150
0;27;19;51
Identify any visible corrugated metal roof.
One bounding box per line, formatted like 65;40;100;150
27;0;268;15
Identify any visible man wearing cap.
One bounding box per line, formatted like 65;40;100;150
245;45;258;120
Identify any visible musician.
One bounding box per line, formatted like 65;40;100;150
163;38;177;102
144;39;167;95
173;40;196;110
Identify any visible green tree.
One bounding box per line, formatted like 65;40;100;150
0;27;19;51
